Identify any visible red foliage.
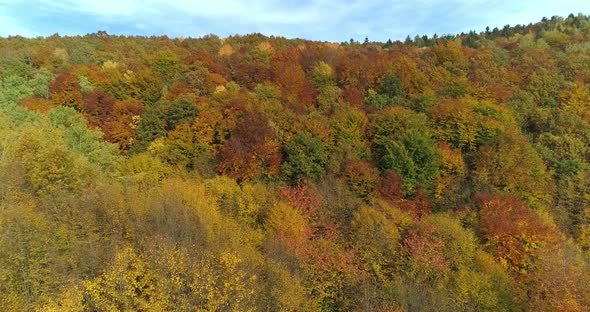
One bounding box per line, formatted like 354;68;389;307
184;49;226;76
379;171;431;217
279;183;360;282
97;98;144;151
402;224;449;273
400;187;431;217
379;170;404;201
342;86;364;107
83;90;116;126
232;61;271;89
216;112;282;180
281;183;321;219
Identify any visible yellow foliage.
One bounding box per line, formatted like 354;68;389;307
204;176;274;227
266;202;308;245
218;43;234;56
52;48;68;61
102;60;119;70
190;251;258;311
82;247;166;311
257;41;274;53
37;286;84;312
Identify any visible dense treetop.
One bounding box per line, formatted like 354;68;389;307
2;14;590;311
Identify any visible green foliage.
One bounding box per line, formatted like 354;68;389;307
133;98;198;152
46;106;121;172
316;85;344;114
78;75;94;93
0;75;33;106
370;107;439;195
30;69;54;98
309;61;335;89
2;17;590;311
152;51;181;83
473;130;553;208
566;42;590;53
364;88;389;110
282;132;329;183
430;97;512;151
377;73;406;101
365;73;406;110
254;83;281;100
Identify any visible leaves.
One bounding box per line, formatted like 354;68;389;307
3;18;590;311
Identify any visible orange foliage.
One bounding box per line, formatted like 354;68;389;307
272;51;315;112
478;194;560;275
102;99;145;150
279;184;360;297
49;72;84;110
20;97;57;114
343;160;379;199
402;224;449;274
164;81;194;101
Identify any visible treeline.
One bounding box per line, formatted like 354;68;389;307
1;14;590;311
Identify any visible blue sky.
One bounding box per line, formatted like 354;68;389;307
0;0;587;42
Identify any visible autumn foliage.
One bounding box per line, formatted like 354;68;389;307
2;14;590;311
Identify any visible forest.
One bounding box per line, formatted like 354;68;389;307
1;13;590;311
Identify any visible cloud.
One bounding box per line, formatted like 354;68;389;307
0;0;588;41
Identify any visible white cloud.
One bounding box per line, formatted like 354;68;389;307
0;0;588;40
30;0;320;24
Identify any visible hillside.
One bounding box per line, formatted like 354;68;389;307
1;14;590;311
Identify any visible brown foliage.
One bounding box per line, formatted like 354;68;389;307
83;90;116;127
379;170;404;201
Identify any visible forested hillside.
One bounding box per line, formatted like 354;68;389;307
2;13;590;311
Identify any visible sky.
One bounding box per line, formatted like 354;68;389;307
0;0;587;42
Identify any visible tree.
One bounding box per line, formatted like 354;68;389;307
0;204;56;310
132;98;197;152
216;112;282;181
343;160;379;200
102;99;145;151
477;194;559;274
83;90;115;127
282;132;329;183
376;73;406;105
82;247;165;311
473;130;553;208
49;72;83;110
370;107;439;195
1;75;33;107
271;51;315;113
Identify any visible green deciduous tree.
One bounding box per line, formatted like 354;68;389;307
282;132;329;183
